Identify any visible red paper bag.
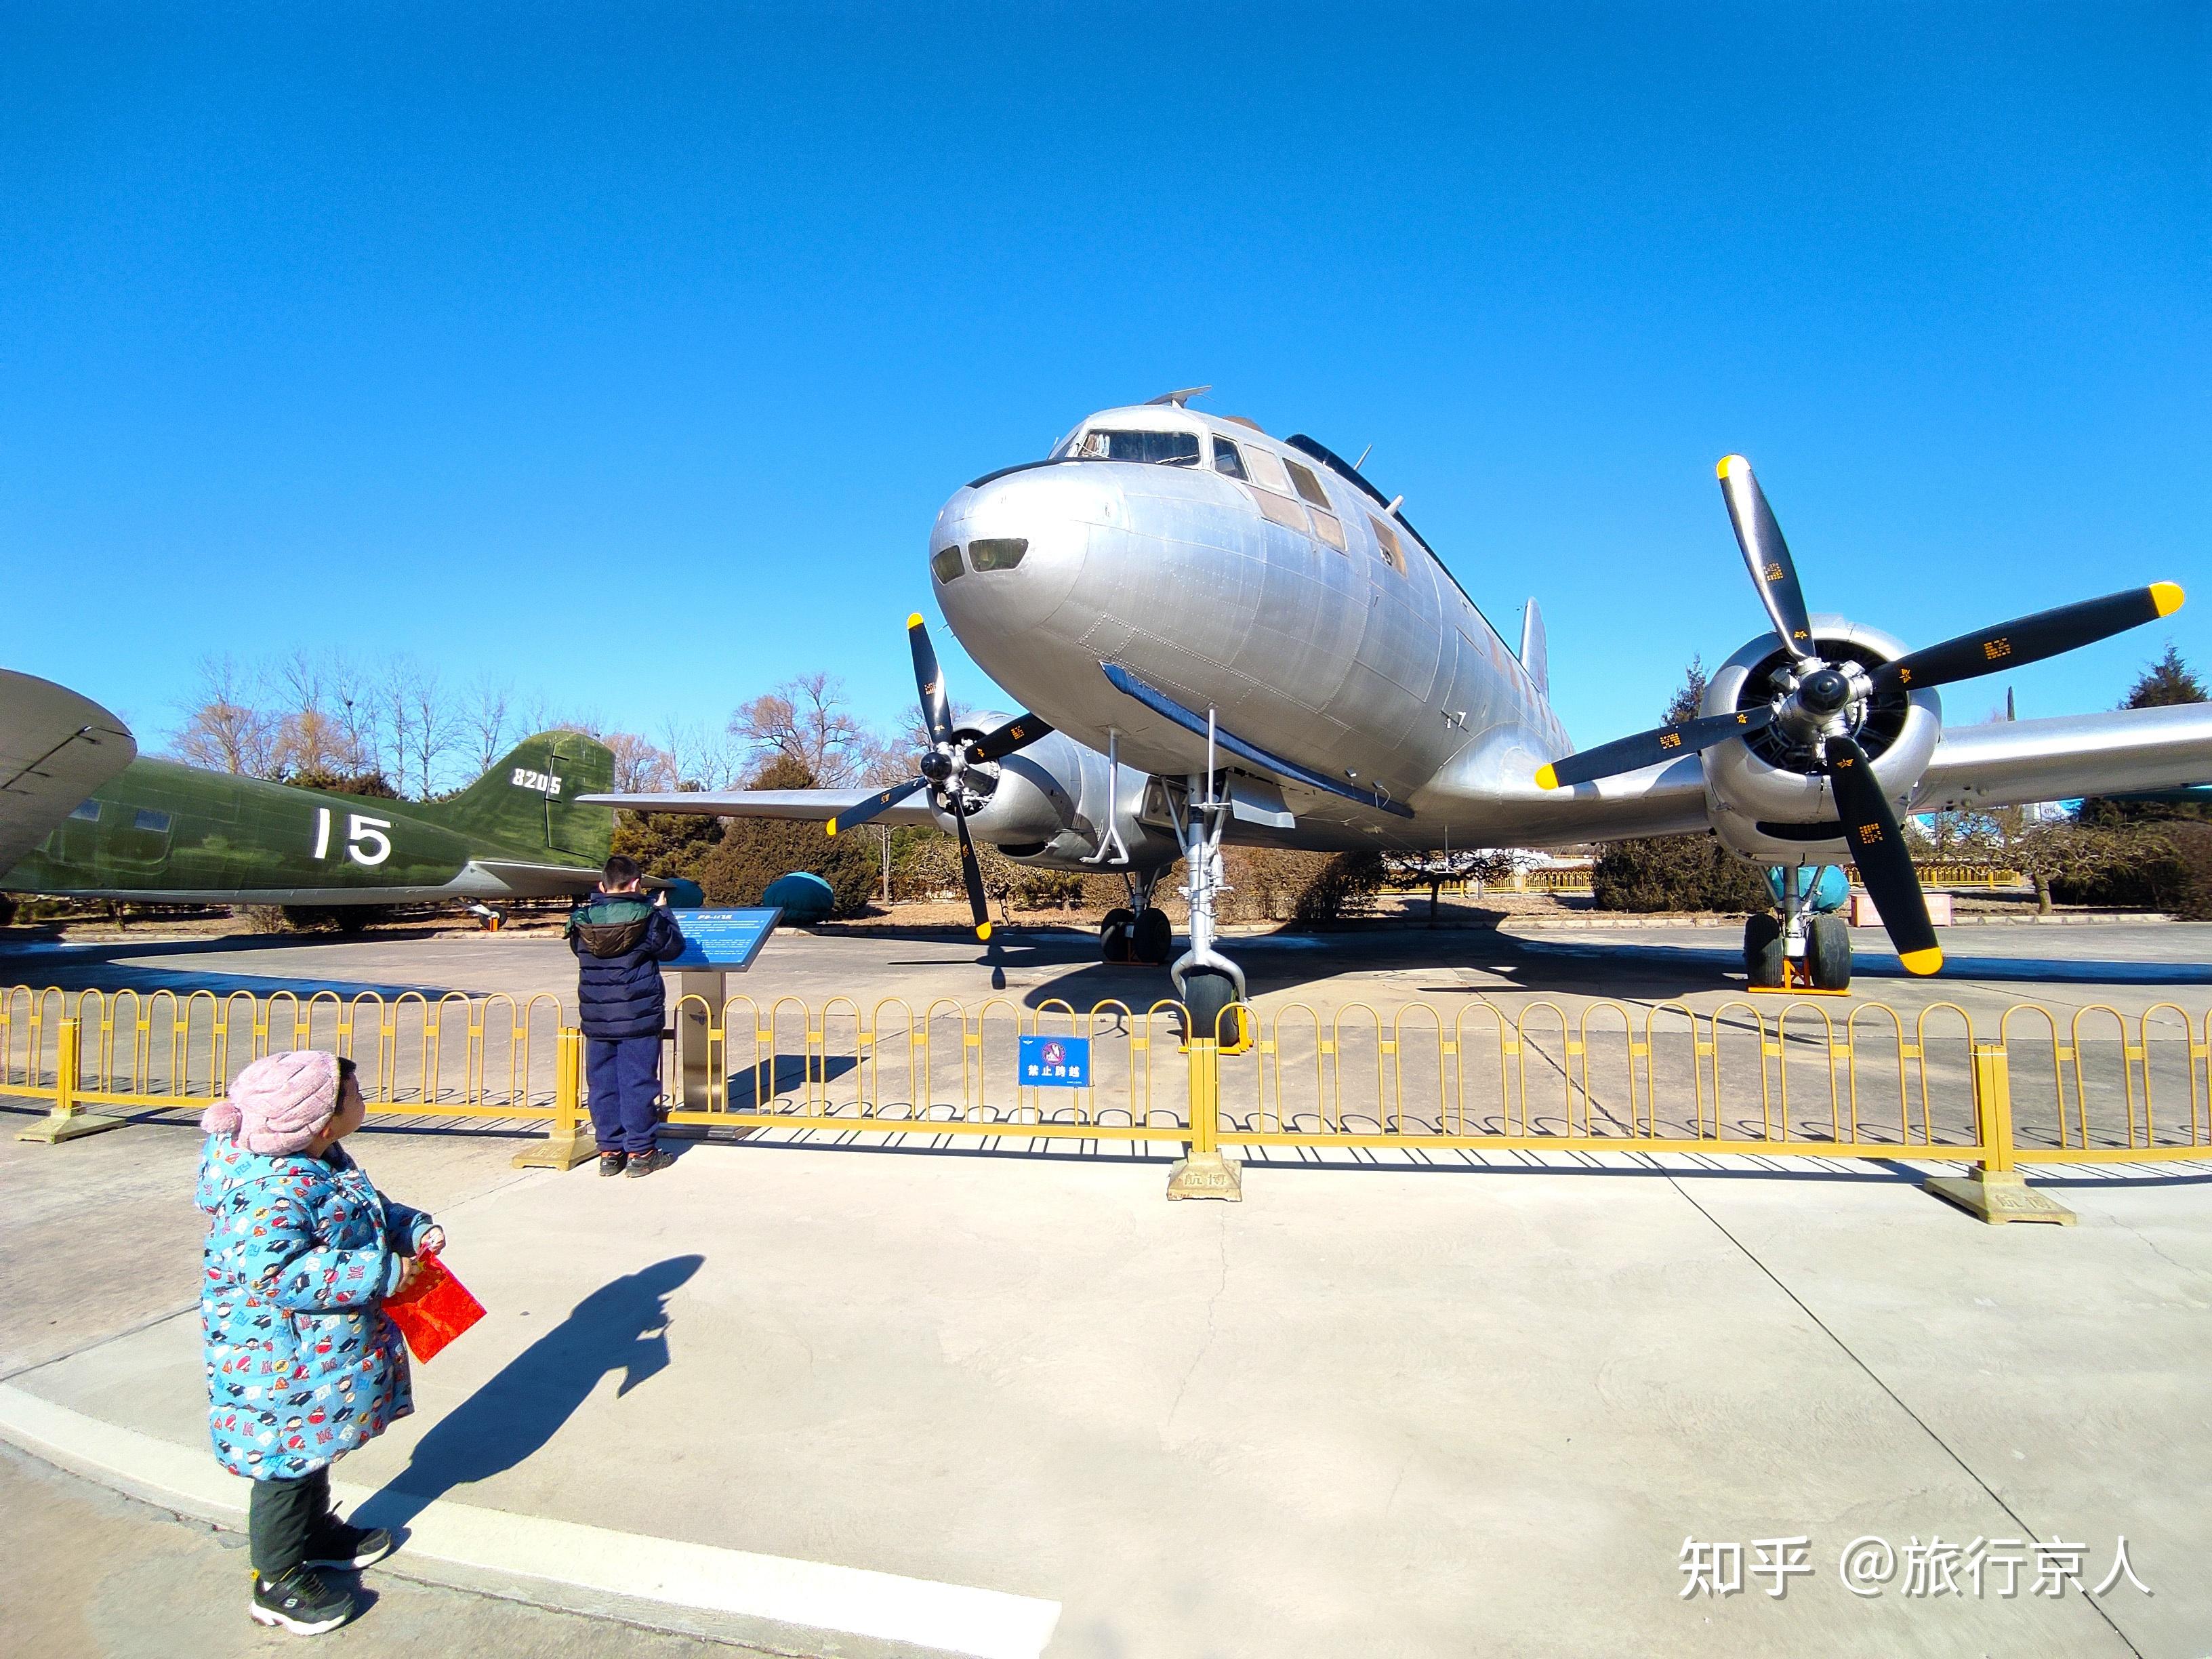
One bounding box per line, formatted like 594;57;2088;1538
384;1251;485;1362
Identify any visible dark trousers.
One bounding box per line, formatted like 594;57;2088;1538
585;1033;663;1154
250;1467;330;1578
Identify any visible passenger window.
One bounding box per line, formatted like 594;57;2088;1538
970;537;1028;571
1244;447;1292;494
1368;516;1407;574
931;546;965;583
1311;511;1347;552
1286;460;1332;509
1212;437;1248;480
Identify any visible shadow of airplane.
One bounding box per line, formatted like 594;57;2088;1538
353;1254;704;1532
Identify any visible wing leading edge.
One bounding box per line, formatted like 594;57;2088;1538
578;788;942;827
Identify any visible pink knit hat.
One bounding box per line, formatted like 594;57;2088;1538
201;1050;344;1155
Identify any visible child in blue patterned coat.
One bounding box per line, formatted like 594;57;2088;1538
197;1048;443;1635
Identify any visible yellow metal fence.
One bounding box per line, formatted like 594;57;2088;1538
5;985;2207;1208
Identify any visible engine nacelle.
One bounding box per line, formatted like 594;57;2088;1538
1700;617;1943;866
930;719;1181;870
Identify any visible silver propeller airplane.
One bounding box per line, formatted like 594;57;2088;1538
593;390;2207;1033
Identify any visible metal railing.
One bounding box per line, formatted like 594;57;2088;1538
5;984;2205;1214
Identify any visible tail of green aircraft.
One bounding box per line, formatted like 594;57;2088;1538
425;731;616;865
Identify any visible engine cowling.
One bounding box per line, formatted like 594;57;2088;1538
1700;617;1943;865
931;718;1180;869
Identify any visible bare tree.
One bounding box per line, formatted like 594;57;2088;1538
464;673;514;772
171;655;282;777
731;673;873;786
657;716;745;790
1385;846;1532;922
605;731;676;793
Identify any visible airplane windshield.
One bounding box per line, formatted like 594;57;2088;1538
1073;429;1202;467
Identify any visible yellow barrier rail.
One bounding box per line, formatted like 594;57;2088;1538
5;985;2205;1218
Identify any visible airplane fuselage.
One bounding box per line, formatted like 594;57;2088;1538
929;404;1572;849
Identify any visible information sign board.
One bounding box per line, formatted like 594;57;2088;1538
662;907;781;971
1018;1033;1091;1086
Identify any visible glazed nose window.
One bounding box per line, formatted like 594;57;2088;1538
970;537;1029;572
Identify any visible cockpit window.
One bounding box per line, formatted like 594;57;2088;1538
931;546;965;583
1075;428;1202;467
1212;436;1248;480
1286;459;1332;509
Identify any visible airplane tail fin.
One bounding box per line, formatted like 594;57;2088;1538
1519;600;1549;699
422;731;616;865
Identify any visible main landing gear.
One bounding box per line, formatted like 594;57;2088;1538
1745;867;1852;994
1099;870;1173;966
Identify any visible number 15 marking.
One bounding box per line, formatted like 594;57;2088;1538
312;807;394;867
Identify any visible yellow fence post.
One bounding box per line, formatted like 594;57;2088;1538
1166;1002;1242;1200
18;1017;127;1144
1924;1038;2074;1225
512;1027;596;1170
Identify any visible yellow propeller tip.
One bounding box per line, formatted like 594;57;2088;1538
1900;947;1944;977
976;922;994;942
1534;764;1560;791
2152;581;2185;617
825;820;838;838
907;612;926;629
1717;454;1744;480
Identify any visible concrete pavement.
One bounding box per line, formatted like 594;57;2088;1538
3;920;2208;1656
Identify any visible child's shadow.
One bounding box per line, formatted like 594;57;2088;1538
354;1254;703;1532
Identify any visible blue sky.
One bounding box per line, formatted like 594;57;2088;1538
3;3;2205;775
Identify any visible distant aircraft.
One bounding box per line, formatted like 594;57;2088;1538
592;391;2210;1031
1;667;626;920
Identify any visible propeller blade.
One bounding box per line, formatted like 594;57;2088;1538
825;777;925;838
950;794;992;941
908;612;954;747
966;713;1054;764
1823;735;1941;975
1872;583;2184;695
1536;706;1775;790
1717;455;1816;661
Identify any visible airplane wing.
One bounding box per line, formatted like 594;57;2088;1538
1912;703;2212;811
0;668;138;873
578;788;941;827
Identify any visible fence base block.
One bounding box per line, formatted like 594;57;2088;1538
16;1111;127;1145
512;1127;596;1171
1166;1151;1243;1202
1924;1169;2075;1225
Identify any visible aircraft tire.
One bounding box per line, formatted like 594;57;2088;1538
1807;914;1853;991
1183;968;1245;1048
1744;913;1785;988
1099;908;1135;963
1132;908;1173;966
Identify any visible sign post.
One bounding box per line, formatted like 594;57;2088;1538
660;908;780;1113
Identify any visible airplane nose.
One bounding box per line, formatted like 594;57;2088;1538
928;464;1107;639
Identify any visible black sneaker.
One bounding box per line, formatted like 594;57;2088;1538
598;1151;628;1177
250;1566;355;1635
304;1513;393;1570
624;1148;674;1179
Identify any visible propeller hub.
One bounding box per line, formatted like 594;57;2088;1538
920;749;955;785
1797;668;1851;716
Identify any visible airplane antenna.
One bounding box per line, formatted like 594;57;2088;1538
1145;386;1211;407
1354;443;1374;470
2006;687;2016;722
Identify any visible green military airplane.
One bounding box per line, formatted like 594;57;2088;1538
1;667;630;914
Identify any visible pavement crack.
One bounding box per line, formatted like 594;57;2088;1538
1667;1177;2146;1659
1164;1216;1229;1435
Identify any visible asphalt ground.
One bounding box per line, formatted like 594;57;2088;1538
2;918;2209;1657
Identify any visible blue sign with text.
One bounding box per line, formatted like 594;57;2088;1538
662;907;781;971
1018;1033;1091;1086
